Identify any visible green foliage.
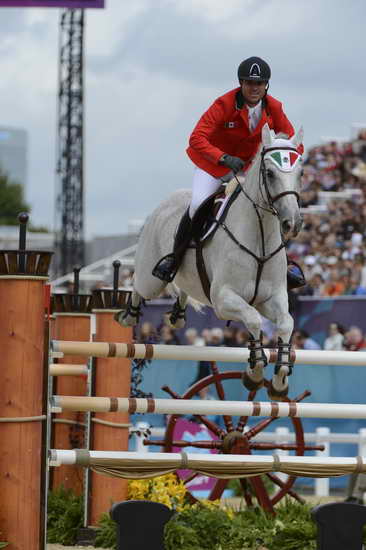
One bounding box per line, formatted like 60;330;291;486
227;476;275;498
95;513;117;549
0;167;30;225
165;500;318;550
29;224;50;233
0;540;8;548
46;486;83;545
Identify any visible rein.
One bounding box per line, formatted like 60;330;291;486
215;146;300;305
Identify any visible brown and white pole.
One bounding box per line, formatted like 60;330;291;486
0;214;53;550
89;260;132;526
50;267;93;495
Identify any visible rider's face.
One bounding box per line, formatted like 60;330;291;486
241;80;267;106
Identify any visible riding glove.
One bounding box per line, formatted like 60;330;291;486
220;154;245;173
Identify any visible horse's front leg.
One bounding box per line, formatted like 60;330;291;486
256;290;294;400
167;290;188;329
114;290;143;327
212;285;266;391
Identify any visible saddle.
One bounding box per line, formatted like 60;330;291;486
190;183;241;301
191;183;240;241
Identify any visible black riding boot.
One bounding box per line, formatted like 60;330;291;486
152;210;193;282
287;259;306;290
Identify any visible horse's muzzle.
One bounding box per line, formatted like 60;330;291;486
281;215;303;239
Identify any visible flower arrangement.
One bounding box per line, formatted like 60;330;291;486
127;473;188;511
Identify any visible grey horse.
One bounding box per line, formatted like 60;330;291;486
116;124;304;400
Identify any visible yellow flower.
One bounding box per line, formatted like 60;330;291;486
127;473;188;511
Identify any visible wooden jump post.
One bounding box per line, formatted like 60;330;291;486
51;341;366;366
50;267;92;495
0;214;52;550
88;260;132;526
51;395;366;420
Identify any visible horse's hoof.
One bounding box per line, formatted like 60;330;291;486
242;370;264;391
267;380;289;402
168;317;186;329
114;310;138;327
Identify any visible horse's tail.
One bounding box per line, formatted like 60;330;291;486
167;283;204;313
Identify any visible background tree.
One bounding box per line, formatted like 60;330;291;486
0;166;30;225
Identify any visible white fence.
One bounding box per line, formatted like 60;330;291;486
132;422;366;497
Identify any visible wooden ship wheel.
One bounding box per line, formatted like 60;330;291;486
144;362;324;515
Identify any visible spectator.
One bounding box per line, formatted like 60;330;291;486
235;329;250;347
323;323;345;351
292;329;321;350
322;268;345;297
201;328;212;345
223;326;238;347
159;324;180;345
184;327;204;346
139;321;158;344
344;326;366;351
308;273;326;296
211;327;224;346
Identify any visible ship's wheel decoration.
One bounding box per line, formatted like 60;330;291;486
144;362;323;515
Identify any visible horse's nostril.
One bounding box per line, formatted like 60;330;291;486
282;220;292;234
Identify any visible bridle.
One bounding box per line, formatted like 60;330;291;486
216;145;302;305
260;146;301;211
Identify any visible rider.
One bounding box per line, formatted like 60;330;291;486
153;56;305;289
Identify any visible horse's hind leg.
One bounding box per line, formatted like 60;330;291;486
256;291;294;401
212;285;266;390
114;290;142;327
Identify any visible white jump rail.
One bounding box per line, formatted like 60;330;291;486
48;449;366;480
51;395;366;419
51;340;366;366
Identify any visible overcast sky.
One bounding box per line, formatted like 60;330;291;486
0;0;365;237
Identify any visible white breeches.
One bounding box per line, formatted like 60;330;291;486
189;167;222;218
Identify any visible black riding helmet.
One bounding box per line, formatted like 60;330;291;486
238;56;271;82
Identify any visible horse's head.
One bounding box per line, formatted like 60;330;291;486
260;123;303;239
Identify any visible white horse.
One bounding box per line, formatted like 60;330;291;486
117;124;304;400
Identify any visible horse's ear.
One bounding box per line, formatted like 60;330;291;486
292;126;304;147
262;123;273;148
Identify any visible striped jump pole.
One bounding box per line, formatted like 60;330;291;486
52;396;366;420
49;364;89;376
51;340;366;366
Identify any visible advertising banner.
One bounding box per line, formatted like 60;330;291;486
0;1;104;7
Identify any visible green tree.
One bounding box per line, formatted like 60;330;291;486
0;166;30;226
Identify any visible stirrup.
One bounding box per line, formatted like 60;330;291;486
152;254;177;282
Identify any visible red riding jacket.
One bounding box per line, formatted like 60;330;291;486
186;87;298;178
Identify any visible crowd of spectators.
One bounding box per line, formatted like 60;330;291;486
136;320;366;354
289;130;366;297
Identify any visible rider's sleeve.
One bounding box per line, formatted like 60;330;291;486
189;100;226;165
273;103;304;154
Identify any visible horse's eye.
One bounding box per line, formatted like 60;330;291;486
266;169;275;180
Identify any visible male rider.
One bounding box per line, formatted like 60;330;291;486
153;56;304;289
